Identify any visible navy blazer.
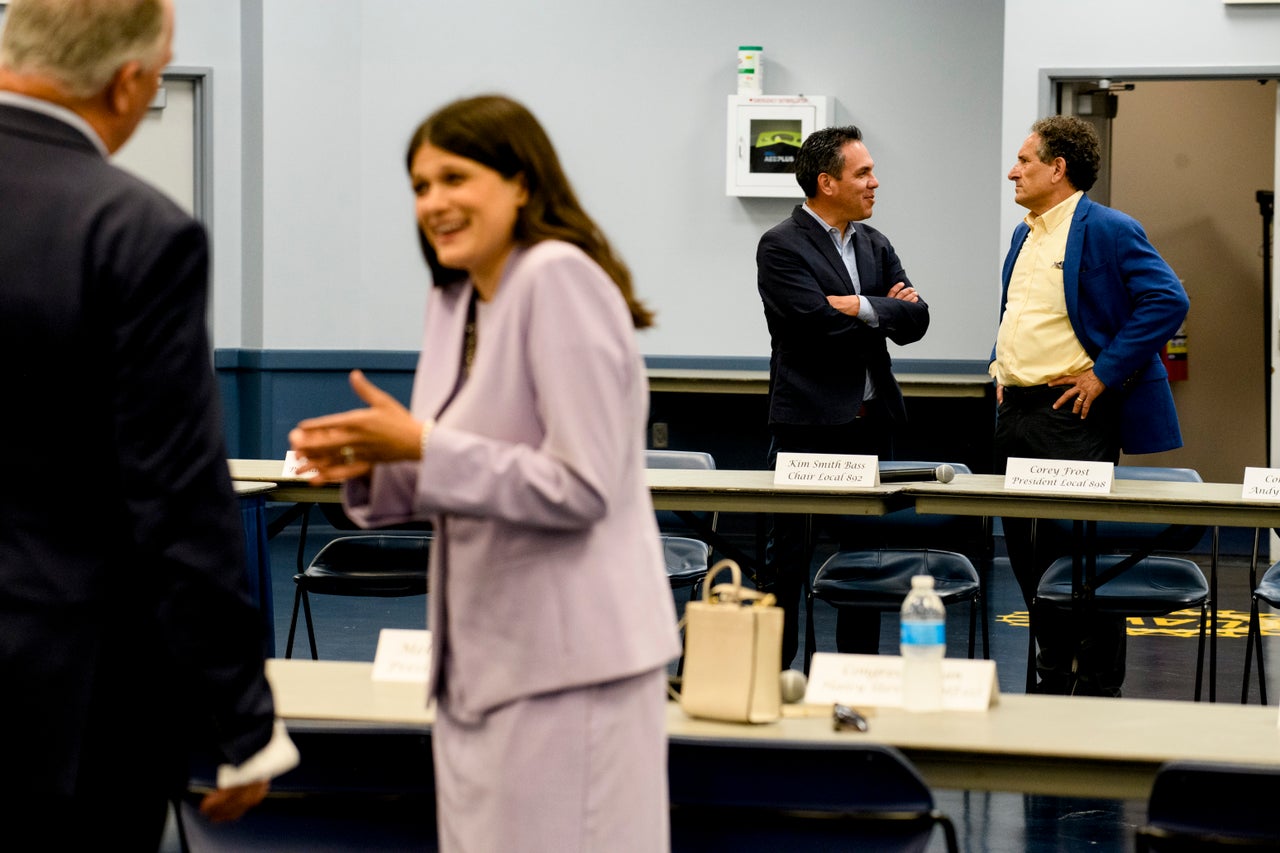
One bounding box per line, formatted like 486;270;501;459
758;205;930;427
0;103;276;798
996;194;1189;454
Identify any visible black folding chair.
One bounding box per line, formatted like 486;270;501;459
668;738;959;853
1135;760;1280;850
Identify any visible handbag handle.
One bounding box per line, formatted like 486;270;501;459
703;559;776;607
702;558;742;600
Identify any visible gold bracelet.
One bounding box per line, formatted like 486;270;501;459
419;418;436;460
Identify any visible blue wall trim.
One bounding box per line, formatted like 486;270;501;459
644;354;989;375
643;354;771;371
217;349;987;376
215;349;991;462
215;349;420;371
216;349;418;460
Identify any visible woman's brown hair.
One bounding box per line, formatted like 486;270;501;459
406;94;653;329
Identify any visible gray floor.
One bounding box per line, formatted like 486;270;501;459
164;512;1280;852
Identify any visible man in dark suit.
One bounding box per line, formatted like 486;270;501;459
757;125;931;668
992;116;1189;696
0;0;297;846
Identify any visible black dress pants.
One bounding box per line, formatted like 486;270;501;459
764;403;894;669
994;383;1126;696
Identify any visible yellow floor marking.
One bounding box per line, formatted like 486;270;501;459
994;608;1280;639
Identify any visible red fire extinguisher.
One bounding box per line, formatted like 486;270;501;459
1162;319;1188;381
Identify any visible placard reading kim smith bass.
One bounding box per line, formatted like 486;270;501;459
773;453;878;488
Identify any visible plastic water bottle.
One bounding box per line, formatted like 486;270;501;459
900;574;945;712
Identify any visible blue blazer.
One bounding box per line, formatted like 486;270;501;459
997;194;1189;454
758;206;930;427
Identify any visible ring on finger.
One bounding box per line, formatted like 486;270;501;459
340;445;356;463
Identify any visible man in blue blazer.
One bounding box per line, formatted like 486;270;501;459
758;125;930;667
0;0;296;844
991;115;1189;695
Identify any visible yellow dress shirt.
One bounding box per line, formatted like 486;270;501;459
992;191;1094;388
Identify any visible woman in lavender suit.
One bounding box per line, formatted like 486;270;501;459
290;95;680;852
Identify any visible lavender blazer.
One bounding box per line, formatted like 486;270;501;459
344;241;681;718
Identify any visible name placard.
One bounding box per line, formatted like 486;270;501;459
1004;457;1113;494
282;450;315;479
371;628;432;682
804;652;999;711
773;453;878;488
1242;467;1280;502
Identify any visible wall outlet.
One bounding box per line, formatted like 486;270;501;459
651;422;669;448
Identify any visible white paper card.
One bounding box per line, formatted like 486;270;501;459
282;450;315;479
773;453;878;488
804;652;999;711
371;628;432;682
1003;457;1113;494
1242;467;1280;502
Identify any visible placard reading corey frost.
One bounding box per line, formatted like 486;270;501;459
773;453;878;488
1003;457;1114;494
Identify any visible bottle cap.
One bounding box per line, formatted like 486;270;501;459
910;574;934;589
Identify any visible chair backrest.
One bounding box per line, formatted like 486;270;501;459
310;534;433;576
843;461;988;559
646;449;717;471
1053;466;1205;553
646;450;717;535
669;739;956;852
1137;760;1280;849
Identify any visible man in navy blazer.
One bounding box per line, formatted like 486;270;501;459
758;125;930;667
0;0;296;844
991;115;1189;695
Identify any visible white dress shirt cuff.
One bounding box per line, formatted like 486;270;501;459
215;719;300;788
857;297;879;327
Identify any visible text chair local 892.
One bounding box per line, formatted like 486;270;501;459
285;504;432;660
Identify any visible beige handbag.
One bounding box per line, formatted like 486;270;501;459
676;559;783;724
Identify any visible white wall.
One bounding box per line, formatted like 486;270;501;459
169;0;245;346
1002;0;1280;475
1001;0;1280;238
1110;80;1275;481
174;0;1005;357
53;1;1280;360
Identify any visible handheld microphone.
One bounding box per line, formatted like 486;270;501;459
779;669;808;704
878;464;956;484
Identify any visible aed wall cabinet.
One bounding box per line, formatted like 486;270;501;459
725;94;830;198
